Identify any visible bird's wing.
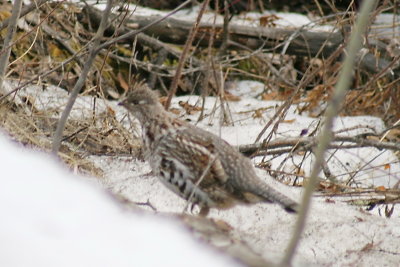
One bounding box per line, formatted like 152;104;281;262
157;127;229;186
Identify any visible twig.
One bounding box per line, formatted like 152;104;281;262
0;47;88;103
198;0;218;122
94;0;192;53
39;22;85;65
51;0;114;155
61;126;89;142
83;4;202;67
107;52;205;77
238;135;400;156
218;0;230;55
249;143;399;157
164;0;211;110
380;118;400;142
134;199;157;212
0;0;65;59
0;0;79;103
253;29;345;144
148;49;168;88
184;154;217;214
280;1;378;266
0;0;23;95
0;0;49;31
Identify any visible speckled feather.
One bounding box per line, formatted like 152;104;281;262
120;85;299;215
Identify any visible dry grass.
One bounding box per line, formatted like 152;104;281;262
0;96;141;176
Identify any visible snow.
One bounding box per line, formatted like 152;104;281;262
1;74;400;266
0;133;239;267
2;3;400;264
85;1;335;32
86;80;398;266
3;2;399;266
95;156;400;266
127;4;335;32
2;82;114;120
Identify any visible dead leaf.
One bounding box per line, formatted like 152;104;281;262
0;10;11;21
106;106;116;117
178;101;202;115
296;168;305;177
259;14;279;27
366;135;380;141
317;180;341;193
169;108;180;115
375;186;386;192
252;109;263;119
283;119;296;123
117;72;129;92
261;91;279;101
360;242;374;252
261;89;293;101
49;43;64;59
223;91;241;102
384;128;400;142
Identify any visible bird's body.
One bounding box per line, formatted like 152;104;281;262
120;86;299;215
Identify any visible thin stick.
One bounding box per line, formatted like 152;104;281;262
164;0;211;110
184;154;217;213
0;0;23;94
0;1;192;103
0;0;49;31
198;0;218;122
51;0;114;155
95;0;192;53
238;135;400;155
280;1;378;266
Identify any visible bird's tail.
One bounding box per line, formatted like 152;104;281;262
248;180;299;213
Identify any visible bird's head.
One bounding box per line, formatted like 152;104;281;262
119;85;164;122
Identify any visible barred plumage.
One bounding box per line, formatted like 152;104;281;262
119;85;299;216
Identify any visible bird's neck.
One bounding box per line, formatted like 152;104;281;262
140;109;180;157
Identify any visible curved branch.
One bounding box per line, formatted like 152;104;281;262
280;1;378;265
51;0;114;155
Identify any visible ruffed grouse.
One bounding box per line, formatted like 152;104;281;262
119;85;299;216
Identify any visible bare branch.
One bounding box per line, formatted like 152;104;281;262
238;135;400;156
164;0;211;110
93;0;193;53
0;0;23;94
0;0;50;31
280;1;379;266
51;0;114;155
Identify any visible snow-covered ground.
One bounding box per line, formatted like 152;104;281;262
0;133;239;267
99;154;400;266
1;2;399;266
1;80;399;266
